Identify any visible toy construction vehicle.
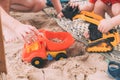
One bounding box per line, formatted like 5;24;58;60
22;30;74;68
62;5;120;53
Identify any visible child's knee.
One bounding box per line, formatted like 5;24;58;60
95;0;106;10
112;3;120;16
32;0;46;12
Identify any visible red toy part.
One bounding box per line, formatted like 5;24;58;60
22;39;47;62
39;30;74;51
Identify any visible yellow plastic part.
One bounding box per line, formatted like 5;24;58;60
35;60;40;65
86;44;112;52
73;11;103;25
111;32;120;46
47;51;66;58
26;41;40;53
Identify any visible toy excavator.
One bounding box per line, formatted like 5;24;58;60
22;29;74;68
62;4;120;53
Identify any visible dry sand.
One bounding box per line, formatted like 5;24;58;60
1;7;114;80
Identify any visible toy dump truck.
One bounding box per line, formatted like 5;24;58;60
22;30;74;68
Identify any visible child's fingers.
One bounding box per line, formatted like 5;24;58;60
15;25;41;43
28;26;41;36
69;3;74;8
22;26;40;43
83;31;89;39
98;24;103;32
75;2;79;7
98;25;108;33
57;12;64;18
69;2;77;8
16;31;26;41
31;27;40;35
29;26;44;37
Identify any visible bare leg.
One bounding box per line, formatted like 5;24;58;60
0;0;10;13
112;3;120;16
96;3;120;33
94;0;113;18
11;0;46;12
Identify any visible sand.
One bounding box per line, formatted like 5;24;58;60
1;7;114;80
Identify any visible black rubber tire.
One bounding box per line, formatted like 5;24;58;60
55;53;67;61
31;57;44;68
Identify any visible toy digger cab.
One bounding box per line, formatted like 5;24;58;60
62;5;120;53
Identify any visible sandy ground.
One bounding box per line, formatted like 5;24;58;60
1;7;114;80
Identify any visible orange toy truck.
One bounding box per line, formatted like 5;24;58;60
22;30;74;68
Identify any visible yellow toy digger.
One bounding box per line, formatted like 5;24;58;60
62;5;120;53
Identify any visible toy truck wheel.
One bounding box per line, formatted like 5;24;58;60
55;53;67;61
31;57;44;68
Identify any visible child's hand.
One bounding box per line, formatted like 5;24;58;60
57;11;64;18
3;24;40;43
98;19;114;33
69;1;94;11
14;24;40;43
69;0;80;8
